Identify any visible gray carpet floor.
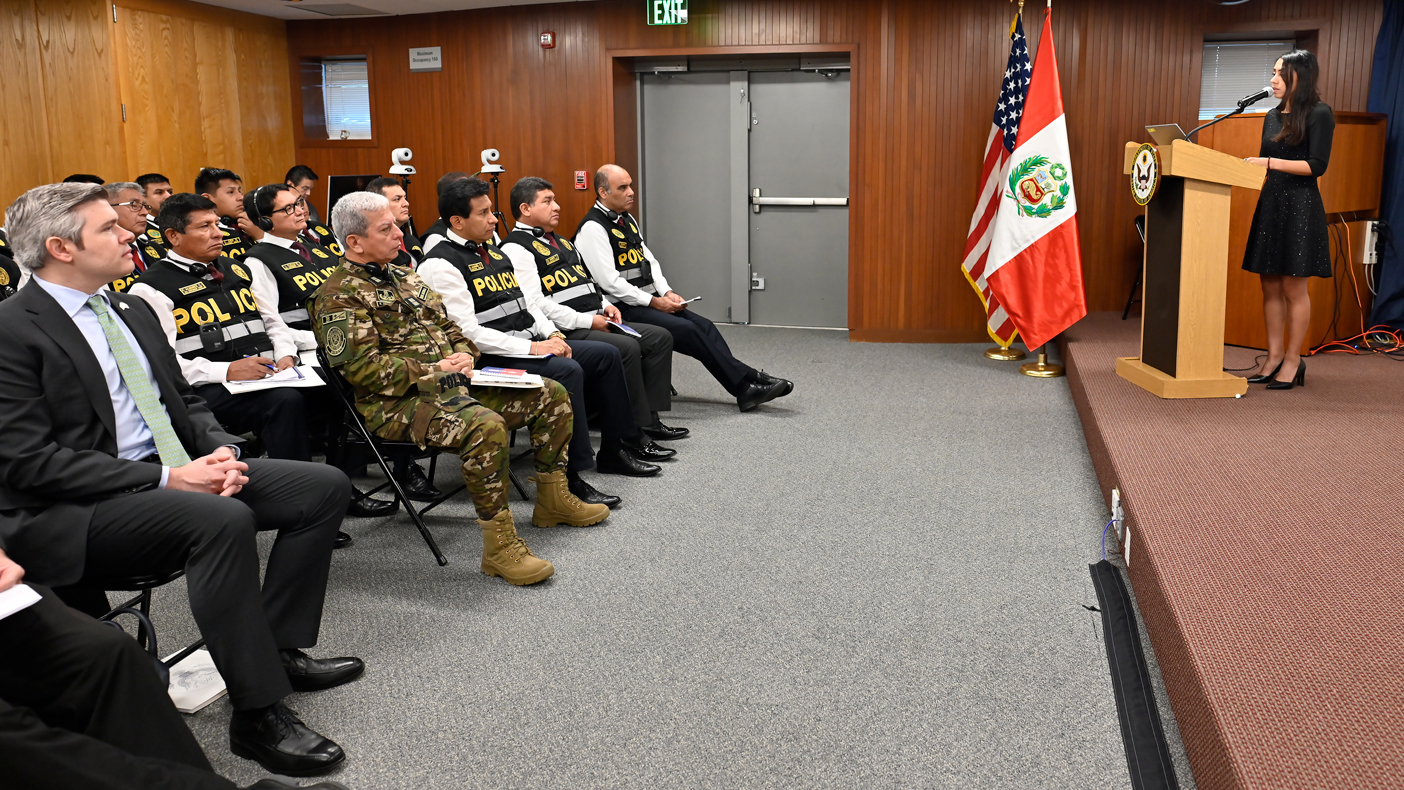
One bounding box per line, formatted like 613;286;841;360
148;326;1159;789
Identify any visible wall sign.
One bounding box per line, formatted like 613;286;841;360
409;47;442;73
647;0;688;25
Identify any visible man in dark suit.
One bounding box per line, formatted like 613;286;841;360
0;551;350;790
0;183;361;777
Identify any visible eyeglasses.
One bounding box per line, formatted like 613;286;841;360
273;197;309;217
108;200;145;212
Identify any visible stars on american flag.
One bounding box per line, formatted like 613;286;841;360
992;17;1032;152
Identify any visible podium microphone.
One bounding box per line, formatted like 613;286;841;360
1237;86;1274;108
1187;87;1273;140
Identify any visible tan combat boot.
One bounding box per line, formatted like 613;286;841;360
531;469;610;527
479;510;555;585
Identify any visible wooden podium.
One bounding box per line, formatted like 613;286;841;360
1117;139;1265;399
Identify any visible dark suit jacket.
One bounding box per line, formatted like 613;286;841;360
0;280;241;586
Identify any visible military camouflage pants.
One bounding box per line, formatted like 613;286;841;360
374;379;573;518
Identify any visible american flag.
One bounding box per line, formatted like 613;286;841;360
962;13;1031;348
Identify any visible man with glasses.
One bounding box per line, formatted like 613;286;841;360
103;182;165;293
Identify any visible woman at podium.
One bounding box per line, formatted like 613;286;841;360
1241;49;1335;390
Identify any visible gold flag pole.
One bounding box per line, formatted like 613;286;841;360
988;0;1025;361
1020;345;1065;377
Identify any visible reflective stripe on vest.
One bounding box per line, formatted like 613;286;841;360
172;317;267;354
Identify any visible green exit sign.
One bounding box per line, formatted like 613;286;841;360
648;0;688;25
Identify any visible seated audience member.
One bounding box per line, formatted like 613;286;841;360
285;164;323;225
135;172;175;241
419;178;667;503
63;174;104;184
365;176;423;265
311;191;610;585
420;171;469;254
0;228;25;301
195;168;254;261
0;552;349;790
130;193;310;460
502;177;686;443
0;183;360;776
577;165;794;412
104;182;165;292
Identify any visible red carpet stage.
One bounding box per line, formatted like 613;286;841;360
1060;313;1404;790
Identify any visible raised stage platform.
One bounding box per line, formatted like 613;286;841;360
1060;313;1403;790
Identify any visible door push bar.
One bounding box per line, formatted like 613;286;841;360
750;188;849;213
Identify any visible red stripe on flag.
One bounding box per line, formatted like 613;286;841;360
986;218;1086;350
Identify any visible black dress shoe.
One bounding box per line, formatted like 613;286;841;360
751;370;794;396
280;648;365;692
595;447;661;477
1265;360;1305;390
333;531;353;550
737;379;790;412
1246;361;1283;384
398;462;443;501
642;421;690;441
345;492;397;518
627;437;676;461
568;472;622;508
229;702;344;777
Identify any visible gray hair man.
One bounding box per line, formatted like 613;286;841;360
102;181;164;291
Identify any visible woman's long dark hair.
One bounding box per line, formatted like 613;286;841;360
1273;49;1321;146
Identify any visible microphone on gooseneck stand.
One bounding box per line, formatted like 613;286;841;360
1238;87;1274;108
1187;88;1274;140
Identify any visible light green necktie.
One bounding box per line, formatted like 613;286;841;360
86;295;191;467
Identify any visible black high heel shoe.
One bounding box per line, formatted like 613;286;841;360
1246;361;1283;384
1265;360;1305;390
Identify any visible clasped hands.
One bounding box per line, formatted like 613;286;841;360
649;291;688;314
168;446;248;497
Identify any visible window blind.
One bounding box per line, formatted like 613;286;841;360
323;60;372;140
1199;41;1292;120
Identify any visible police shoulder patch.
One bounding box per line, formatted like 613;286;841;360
488;249;504;260
611;228;626;238
230;264;249;280
0;269;9;286
145;246;161;259
312;248;329;258
630;223;638;233
532;240;552;256
146;229;162;240
315;225;329;235
560;239;573;251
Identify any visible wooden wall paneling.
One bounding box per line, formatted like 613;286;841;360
286;0;1383;343
0;0;53;210
234;25;297;189
34;0;126;185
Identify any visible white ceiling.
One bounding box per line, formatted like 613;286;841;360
190;0;591;20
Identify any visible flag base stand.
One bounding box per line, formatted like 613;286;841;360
1020;348;1064;378
984;346;1027;361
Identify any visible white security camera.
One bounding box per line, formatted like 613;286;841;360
389;147;415;175
480;148;505;174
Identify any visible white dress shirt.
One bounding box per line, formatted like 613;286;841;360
501;222;607;332
34;276;171;487
416;230;557;355
424;228;498;255
129;251;299;386
572;202;673;307
241;233;318;351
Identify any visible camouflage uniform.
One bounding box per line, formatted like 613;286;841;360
310;260;572;519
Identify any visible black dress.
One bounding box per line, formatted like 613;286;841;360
1242;102;1335;278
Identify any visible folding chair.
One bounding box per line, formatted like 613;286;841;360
316;350;530;565
88;570;206;669
1122;214;1147;320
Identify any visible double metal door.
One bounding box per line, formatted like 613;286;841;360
640;68;850;327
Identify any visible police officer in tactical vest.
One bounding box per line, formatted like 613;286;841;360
136;172;174;239
195;167;255;262
420;171;472;256
0;227;24;302
130;193;318;463
576;165;794;413
366;176;424;267
103;182;164;293
502;176;687;444
418;178;669;506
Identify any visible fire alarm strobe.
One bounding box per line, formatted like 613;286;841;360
540;31;556;48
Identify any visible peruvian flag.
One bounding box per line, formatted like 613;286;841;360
984;8;1086;351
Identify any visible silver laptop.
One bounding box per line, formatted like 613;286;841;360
1145;124;1188;146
